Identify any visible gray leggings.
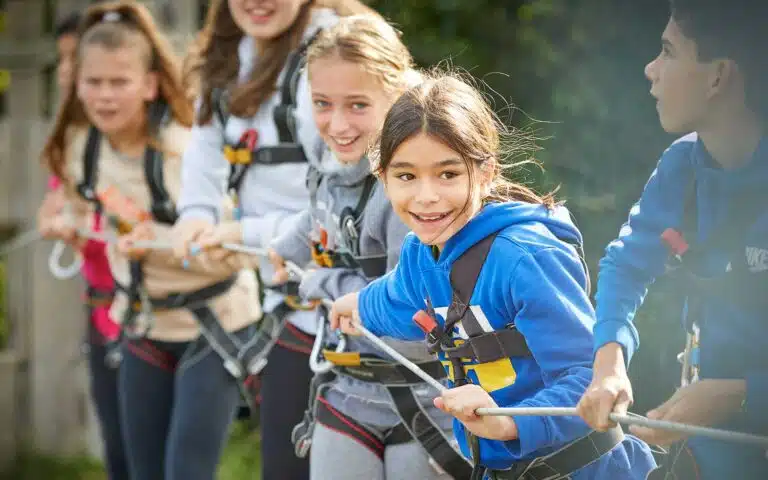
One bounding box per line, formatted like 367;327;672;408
309;422;454;480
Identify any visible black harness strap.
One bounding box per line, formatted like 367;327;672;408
314;394;389;460
668;170;768;321
332;355;447;385
211;87;229;129
77;127;102;207
427;232;532;369
420;228;598;479
387;385;474;479
312;172;388;278
222;33;320;196
311;348;470;473
273;36;310;143
489;426;625;480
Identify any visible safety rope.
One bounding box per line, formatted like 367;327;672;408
19;222;768;449
279;261;768;450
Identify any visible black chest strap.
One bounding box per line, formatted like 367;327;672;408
423;232;532;366
221;32;322;195
273;34;313;143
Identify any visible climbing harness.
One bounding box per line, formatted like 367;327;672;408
305;165;387;278
282;261;471;478
214;32;320;221
274;258;768;478
211;34;325;391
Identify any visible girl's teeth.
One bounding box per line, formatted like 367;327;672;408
417;213;446;221
335;138;355;146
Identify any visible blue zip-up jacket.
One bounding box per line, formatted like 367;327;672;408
358;202;655;477
594;133;768;479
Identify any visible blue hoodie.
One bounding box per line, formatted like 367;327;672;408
595;133;768;479
358;202;656;477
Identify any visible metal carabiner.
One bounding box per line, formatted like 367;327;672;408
309;313;347;374
48;240;83;279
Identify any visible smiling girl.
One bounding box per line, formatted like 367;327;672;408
268;15;468;480
329;73;657;479
173;1;376;478
39;2;262;479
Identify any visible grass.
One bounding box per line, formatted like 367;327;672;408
1;420;262;480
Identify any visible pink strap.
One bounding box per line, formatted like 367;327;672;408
47;175;61;191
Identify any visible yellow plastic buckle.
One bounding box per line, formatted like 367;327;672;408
311;243;334;268
322;350;361;367
223;145;252;165
284;296;320;311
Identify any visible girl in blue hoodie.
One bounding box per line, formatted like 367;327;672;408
329;73;656;479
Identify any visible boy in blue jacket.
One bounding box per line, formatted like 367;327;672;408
577;1;768;478
330;72;656;479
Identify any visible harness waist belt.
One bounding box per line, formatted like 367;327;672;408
85;285;115;307
490;426;625;480
115;276;235;312
252;144;306;165
323;350;447;385
149;277;236;310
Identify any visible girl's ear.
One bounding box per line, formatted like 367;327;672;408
477;158;495;197
378;172;393;200
142;71;160;102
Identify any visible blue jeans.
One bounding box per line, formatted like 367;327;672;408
86;323;129;480
118;326;251;480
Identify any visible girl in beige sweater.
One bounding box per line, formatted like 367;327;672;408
39;2;260;478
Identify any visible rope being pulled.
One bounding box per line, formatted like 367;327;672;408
279;261;768;449
47;227;272;278
41;228;768;449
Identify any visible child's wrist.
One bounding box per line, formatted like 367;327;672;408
497;416;519;441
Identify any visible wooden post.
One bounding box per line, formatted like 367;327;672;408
2;0;89;457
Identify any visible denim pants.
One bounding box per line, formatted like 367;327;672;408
118;325;252;480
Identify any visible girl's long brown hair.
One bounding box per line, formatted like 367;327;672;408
184;0;380;125
374;71;557;209
42;0;193;180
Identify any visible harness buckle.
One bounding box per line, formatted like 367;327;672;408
661;228;689;258
413;309;445;354
311;242;334;268
223;145;252;165
124;285;154;340
291;411;314;458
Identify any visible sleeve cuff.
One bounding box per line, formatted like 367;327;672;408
502;401;549;459
178;206;218;224
593;320;638;365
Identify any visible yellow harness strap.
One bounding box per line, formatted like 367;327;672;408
322;350;361;367
311;243;334;268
